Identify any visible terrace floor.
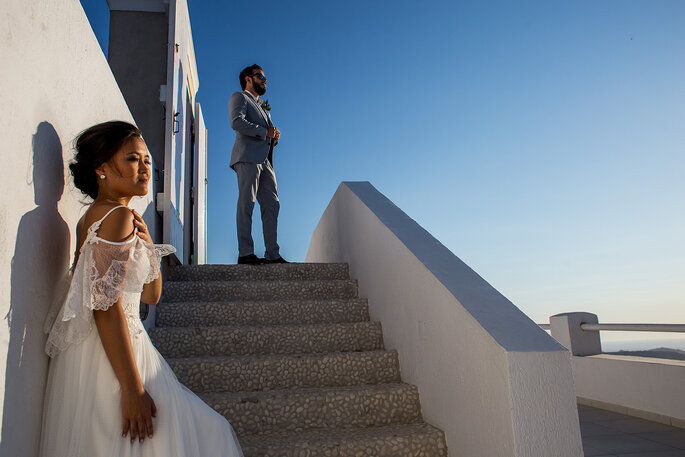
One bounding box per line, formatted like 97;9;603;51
579;404;685;456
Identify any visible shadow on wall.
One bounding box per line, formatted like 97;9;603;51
1;122;70;457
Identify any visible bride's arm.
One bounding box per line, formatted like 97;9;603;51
94;207;156;442
94;304;156;442
131;209;163;305
141;274;162;305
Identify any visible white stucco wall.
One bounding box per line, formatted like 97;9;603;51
306;182;583;457
0;1;153;455
574;354;685;426
159;0;199;263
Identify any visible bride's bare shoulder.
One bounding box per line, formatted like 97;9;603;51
92;204;135;243
77;204;134;243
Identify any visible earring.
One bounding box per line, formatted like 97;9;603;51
100;174;106;180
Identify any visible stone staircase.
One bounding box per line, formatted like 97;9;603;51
149;263;448;456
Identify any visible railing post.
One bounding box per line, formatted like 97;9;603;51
550;312;601;356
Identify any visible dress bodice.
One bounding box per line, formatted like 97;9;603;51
121;291;145;337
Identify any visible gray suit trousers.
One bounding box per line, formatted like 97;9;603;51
234;160;280;260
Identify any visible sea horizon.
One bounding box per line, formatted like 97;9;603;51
601;337;685;353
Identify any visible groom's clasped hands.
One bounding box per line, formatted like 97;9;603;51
267;125;280;142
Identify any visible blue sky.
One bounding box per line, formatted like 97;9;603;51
81;0;684;344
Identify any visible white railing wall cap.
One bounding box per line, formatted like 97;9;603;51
549;312;602;356
341;181;565;353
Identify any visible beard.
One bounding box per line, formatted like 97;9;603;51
255;84;266;96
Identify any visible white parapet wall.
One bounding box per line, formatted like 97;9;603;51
306;182;583;457
0;1;153;455
573;354;685;427
549;313;685;427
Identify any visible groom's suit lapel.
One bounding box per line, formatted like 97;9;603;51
244;91;269;126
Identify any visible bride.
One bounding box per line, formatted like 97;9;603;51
40;121;243;457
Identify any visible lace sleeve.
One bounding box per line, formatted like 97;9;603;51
44;237;175;357
140;239;177;284
89;239;145;312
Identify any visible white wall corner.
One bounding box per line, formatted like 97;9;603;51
508;351;583;456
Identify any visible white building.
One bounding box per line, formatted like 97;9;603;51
0;1;205;455
107;0;207;265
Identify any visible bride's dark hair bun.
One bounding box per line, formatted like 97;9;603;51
70;121;142;199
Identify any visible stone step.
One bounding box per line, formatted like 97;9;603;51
200;383;421;436
149;322;384;358
168;350;401;393
238;423;448;457
168;263;350;282
162;280;359;303
155;299;370;327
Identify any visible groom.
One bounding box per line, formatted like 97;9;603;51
228;64;287;265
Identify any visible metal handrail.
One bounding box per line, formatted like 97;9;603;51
580;323;685;333
538;323;685;333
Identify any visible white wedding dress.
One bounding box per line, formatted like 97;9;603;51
40;206;243;457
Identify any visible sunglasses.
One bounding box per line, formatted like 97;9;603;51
251;73;267;81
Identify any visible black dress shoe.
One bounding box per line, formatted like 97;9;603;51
237;254;264;265
265;256;289;264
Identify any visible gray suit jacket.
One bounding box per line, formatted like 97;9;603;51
228;90;274;168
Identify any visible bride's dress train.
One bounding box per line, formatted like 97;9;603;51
40;206;243;457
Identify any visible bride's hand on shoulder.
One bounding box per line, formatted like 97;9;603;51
121;387;157;443
132;210;153;243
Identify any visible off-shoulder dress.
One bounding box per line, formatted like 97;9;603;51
40;206;243;457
